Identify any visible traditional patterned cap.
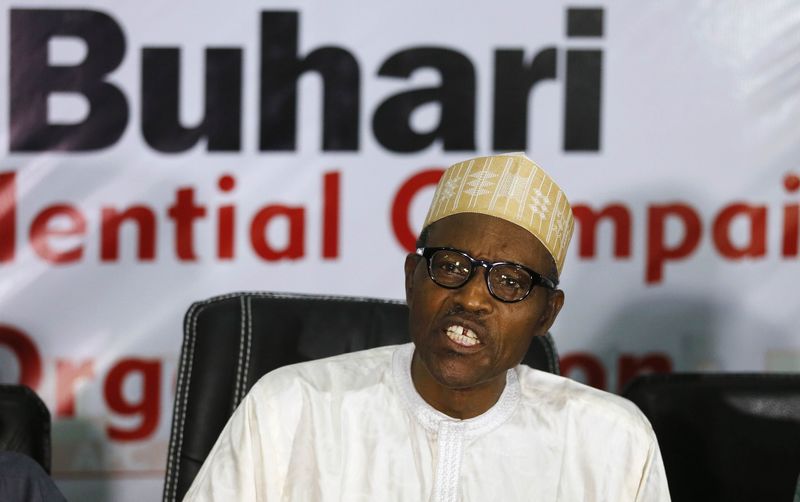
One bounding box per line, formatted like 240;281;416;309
423;153;574;275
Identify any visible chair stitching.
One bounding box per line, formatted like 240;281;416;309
167;301;202;502
174;302;201;500
164;302;196;500
163;301;194;501
241;296;253;405
165;301;193;501
233;296;247;412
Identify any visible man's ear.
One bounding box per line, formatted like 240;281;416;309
537;289;564;334
404;254;420;304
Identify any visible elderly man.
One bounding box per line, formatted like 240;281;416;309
184;153;670;501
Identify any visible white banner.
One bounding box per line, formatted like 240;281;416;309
1;1;799;499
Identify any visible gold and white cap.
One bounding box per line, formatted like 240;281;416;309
423;153;574;275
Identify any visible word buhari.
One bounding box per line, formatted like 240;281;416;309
9;8;604;153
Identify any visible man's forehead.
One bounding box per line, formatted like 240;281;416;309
426;213;551;265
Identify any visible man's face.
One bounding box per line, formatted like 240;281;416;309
405;213;564;392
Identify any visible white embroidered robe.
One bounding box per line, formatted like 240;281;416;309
184;344;670;501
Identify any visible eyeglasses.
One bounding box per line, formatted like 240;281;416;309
415;246;557;303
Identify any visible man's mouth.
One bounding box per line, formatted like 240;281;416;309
445;324;481;347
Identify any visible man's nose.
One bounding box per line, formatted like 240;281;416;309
451;266;493;313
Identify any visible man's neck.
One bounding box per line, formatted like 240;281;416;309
409;352;507;420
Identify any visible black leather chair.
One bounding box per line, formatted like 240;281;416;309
0;384;52;473
163;291;560;502
623;373;800;502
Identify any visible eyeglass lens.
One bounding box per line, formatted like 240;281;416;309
428;249;534;302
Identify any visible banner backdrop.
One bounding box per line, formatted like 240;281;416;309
1;0;799;499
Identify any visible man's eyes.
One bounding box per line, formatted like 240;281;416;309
440;261;466;274
497;274;525;289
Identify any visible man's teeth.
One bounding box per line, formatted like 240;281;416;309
445;325;480;347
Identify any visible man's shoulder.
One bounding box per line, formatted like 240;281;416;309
515;365;654;438
249;344;402;400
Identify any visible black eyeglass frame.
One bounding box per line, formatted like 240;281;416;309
415;246;558;303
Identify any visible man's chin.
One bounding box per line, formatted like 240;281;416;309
414;348;495;390
430;367;486;391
